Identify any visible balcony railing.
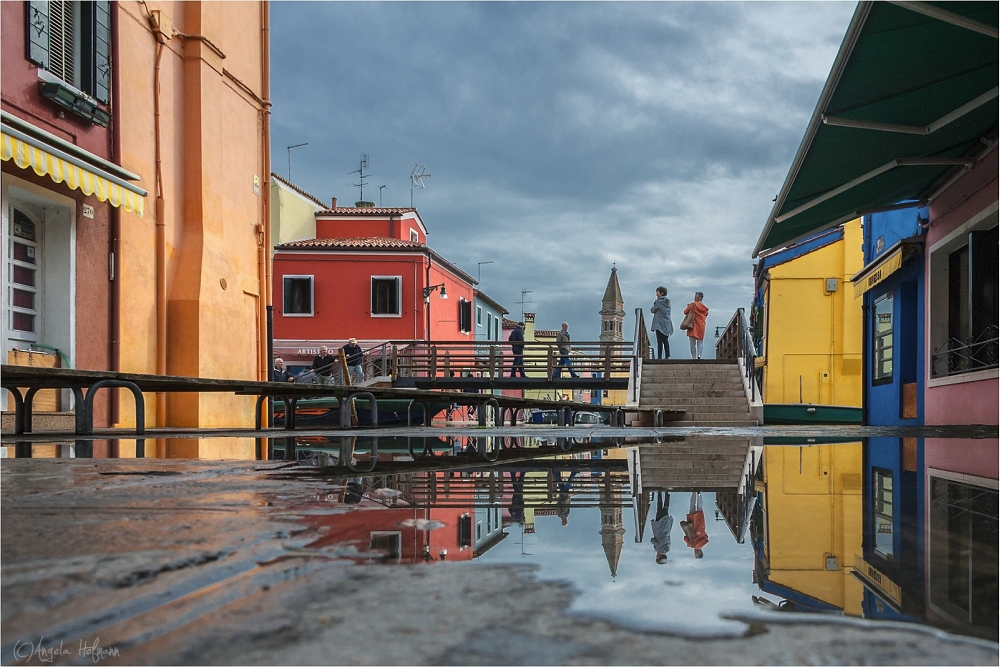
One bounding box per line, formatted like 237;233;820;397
931;326;999;378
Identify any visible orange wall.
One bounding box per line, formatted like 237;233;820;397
115;1;267;429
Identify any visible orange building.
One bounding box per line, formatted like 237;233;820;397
2;1;271;437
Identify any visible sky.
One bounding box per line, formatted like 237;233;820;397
270;1;857;352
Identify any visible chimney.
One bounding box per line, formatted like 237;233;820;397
331;196;337;209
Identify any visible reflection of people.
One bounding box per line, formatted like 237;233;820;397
555;470;577;526
342;338;365;385
344;477;364;504
553;323;579;378
680;491;708;558
651;492;673;564
508;322;527;377
508;470;525;524
650;287;673;360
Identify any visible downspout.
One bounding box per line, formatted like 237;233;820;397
109;1;122;424
260;1;272;385
861;300;869;425
425;253;432;340
153;29;167;426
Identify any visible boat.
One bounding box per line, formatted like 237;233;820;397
762;403;862;425
272;397;450;428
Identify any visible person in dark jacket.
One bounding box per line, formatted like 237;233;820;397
509;322;527;377
650;287;673;359
342;338;365;385
271;357;295;383
311;346;337;384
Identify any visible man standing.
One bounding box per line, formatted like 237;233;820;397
342;338;365;385
271;357;295;383
554;322;579;379
508;322;527;378
311;346;336;384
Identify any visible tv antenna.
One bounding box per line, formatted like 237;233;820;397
286;142;308;181
518;290;533;320
410;164;431;207
349;154;370;203
378;185;387;207
477;261;494;284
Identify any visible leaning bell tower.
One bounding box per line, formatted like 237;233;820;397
599;267;625;342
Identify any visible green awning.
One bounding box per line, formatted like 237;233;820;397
754;1;998;257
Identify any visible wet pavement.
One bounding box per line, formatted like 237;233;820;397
1;434;997;665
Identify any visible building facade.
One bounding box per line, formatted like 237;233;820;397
2;1;270;439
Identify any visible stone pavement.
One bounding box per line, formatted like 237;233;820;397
2;458;996;665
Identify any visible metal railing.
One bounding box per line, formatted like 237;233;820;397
931;326;998;378
291;342;393;386
716;308;759;403
630;308;653;404
391;340;633;380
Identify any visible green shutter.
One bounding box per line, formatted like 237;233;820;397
25;1;50;68
81;0;112;103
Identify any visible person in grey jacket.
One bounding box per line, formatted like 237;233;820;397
553;322;579;378
651;286;673;359
651;492;673;564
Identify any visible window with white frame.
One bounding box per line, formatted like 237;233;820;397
7;208;42;344
371;276;401;316
928;210;998;378
458;298;472;333
477;305;483;327
873;291;893;385
282;276;313;316
409;228;419;243
486;311;492;337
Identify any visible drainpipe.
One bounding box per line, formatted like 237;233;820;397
109;1;122;424
260;1;272;386
861;300;869;426
425;254;432;340
152;29;167;426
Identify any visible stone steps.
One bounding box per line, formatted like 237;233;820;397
638;361;756;425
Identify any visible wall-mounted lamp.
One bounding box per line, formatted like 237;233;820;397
423;283;447;302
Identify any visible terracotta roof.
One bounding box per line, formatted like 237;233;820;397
502;317;521;328
276;237;425;250
316;206;418;216
270;173;328;209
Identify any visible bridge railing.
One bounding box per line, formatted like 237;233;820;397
629;308;653;404
716;308;761;404
390;340;633;380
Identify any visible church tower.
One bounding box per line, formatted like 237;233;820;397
599;267;625;342
599;475;625;579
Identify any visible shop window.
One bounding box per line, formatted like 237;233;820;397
929;213;998;378
282;276;313;316
459;298;472;333
369;532;401;560
7;208;42;343
928;477;998;630
371;276;400;316
873;469;894;561
873;291;893;385
26;1;111;104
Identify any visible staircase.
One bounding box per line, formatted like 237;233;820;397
636;438;752;491
638;360;758;426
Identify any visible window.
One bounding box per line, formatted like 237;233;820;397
371;276;401;316
26;1;111;104
873;291;893;384
873;469;894;561
494;317;500;341
459;298;472;333
409;228;419;243
929;212;998;378
369;532;401;560
459;514;472;548
486;311;492;336
7;208;42;343
477;306;483;327
282;276;313;316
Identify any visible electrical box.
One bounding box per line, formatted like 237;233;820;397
825;278;839;292
825;556;838;571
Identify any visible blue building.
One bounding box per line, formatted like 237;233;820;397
473;289;507;343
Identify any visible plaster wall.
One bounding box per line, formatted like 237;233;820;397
316;215;426;243
271;182;319;248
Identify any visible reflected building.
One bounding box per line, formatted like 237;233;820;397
753;443;864;616
599;474;625;579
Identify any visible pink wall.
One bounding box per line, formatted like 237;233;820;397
924;438;999;480
923;151;998;426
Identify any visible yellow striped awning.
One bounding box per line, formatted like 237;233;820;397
1;128;145;217
850;239;922;299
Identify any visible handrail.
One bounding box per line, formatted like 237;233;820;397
716;307;760;403
630;308;652;404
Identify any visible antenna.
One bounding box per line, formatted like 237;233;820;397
518;290;533;320
378;185;387;207
477;260;494;284
348;154;370;203
410;164;431;207
286;142;308;181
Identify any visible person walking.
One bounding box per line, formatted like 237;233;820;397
342;338;365;385
679;491;708;558
311;346;337;384
651;491;673;564
682;292;709;359
650;287;673;360
508;321;527;378
553;322;579;379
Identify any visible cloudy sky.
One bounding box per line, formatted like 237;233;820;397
270;1;856;353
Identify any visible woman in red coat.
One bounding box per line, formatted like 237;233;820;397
683;292;709;359
680;491;708;558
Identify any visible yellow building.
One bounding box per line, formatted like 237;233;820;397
755;219;864;405
758;443;864;615
270;173;325;251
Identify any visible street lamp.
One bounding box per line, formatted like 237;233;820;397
423;283;448;302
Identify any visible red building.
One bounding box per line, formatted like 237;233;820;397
272;201;478;354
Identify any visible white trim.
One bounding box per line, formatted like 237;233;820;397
928;201;999;252
370;275;402;318
272;179;324;211
927;467;998;490
926;367;998;388
281;274;314;317
314;210;428;236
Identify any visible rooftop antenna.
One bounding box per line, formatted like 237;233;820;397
410;164;431;207
286;142;308;181
349;154;370;203
518;290;533;321
378;185;387;207
477;261;494;284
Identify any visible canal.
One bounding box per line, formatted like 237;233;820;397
1;432;996;664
